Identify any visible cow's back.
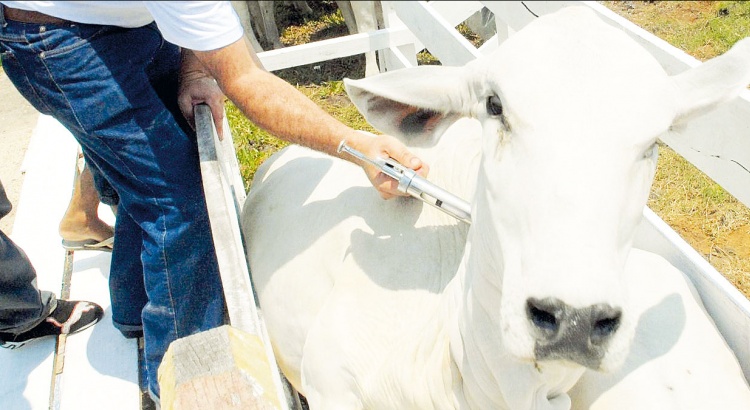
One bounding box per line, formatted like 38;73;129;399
241;118;481;391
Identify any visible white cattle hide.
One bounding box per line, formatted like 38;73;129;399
569;249;750;409
242;6;750;409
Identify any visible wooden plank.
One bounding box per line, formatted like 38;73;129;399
383;46;418;71
256;0;484;73
159;325;281;410
258;26;416;72
478;33;500;55
380;0;424;53
379;1;422;69
635;207;750;381
392;1;482;66
195;105;262;336
218;116;247;207
429;0;485;27
59;249;140;410
193;104;293;409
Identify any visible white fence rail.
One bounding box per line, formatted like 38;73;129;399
256;0;750;382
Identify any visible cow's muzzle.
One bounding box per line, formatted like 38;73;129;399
526;297;622;369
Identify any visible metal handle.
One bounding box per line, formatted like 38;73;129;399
337;140;472;224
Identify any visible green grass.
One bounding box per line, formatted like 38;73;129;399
226;102;288;191
227;75;375;190
605;1;750;60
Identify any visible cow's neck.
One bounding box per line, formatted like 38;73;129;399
443;184;584;409
445;225;515;409
362;227;509;409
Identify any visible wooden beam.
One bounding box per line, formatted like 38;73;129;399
392;1;482;66
158;325;281;410
190;105;296;409
195;105;261;337
258;26;416;72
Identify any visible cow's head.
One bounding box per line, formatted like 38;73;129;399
345;6;750;373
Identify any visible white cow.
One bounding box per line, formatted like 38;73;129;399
241;6;750;409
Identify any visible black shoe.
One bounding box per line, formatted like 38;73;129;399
0;299;104;349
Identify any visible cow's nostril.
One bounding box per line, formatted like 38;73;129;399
527;298;560;334
591;308;621;343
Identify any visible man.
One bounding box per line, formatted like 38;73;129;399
0;179;104;349
0;1;427;401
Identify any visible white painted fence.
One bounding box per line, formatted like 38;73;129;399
256;0;750;383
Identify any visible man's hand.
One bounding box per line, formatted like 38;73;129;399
350;133;430;200
178;51;227;138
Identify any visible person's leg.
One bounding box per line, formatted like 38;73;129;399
0;179;56;334
0;180;103;348
1;20;226;396
108;208;147;338
84;153;119;213
58;160;115;251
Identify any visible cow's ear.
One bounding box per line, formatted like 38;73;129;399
672;37;750;125
344;66;471;147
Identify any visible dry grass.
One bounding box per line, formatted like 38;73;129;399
601;0;750;300
228;1;750;300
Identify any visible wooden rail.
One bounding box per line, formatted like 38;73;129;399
157;105;302;410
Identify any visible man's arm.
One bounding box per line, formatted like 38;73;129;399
188;37;428;199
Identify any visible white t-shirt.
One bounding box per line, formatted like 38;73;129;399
1;1;244;51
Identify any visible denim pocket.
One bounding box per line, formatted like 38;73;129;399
0;43;53;115
0;28;25;43
40;24;113;58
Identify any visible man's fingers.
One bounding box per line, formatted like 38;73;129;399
209;104;225;140
380;137;429;178
373;172;398;199
178;95;196;130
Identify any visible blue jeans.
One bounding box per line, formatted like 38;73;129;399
0;12;226;397
85;153;119;207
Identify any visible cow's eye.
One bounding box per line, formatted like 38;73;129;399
486;95;503;117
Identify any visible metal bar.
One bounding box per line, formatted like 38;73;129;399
338;140;472;223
